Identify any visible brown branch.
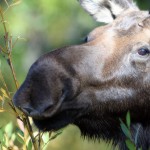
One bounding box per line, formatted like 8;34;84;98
24;116;38;150
7;54;19;89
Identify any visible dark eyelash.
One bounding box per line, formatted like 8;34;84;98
83;36;88;43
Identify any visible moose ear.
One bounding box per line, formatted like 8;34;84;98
78;0;138;23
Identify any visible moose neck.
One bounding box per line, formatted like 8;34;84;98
74;103;150;150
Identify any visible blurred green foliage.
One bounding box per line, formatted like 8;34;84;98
1;0;99;85
136;0;150;9
0;0;149;150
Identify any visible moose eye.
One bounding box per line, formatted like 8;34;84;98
138;48;150;56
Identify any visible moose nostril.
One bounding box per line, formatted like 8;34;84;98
43;105;53;112
21;107;34;115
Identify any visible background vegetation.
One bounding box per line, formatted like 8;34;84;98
0;0;149;149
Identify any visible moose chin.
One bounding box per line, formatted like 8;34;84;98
13;0;150;150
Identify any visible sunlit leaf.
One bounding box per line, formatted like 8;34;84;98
27;138;32;150
42;132;49;143
0;88;9;99
15;128;24;145
16;133;24;144
5;134;9;147
16;127;24;137
11;133;16;141
4;122;13;138
0;109;5;112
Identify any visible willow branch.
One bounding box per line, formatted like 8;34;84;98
7;54;19;89
24;116;38;150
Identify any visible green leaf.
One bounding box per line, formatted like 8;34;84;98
126;111;131;128
120;119;132;140
16;127;24;137
4;122;13;138
27;139;32;150
125;139;136;150
42;132;49;143
16;133;24;145
11;133;16;141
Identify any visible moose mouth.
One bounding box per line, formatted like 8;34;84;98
31;102;89;131
32;110;78;131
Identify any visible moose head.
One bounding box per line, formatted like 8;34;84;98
13;0;150;149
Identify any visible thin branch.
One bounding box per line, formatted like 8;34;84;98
0;45;8;54
38;130;41;150
12;37;19;49
7;54;19;89
0;9;7;35
25;116;38;150
4;0;9;7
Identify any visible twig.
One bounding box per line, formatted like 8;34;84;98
7;54;19;89
25;116;38;150
0;9;7;36
0;8;18;89
0;45;8;54
4;0;9;8
12;37;19;49
38;130;41;150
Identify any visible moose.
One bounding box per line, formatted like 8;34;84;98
13;0;150;149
